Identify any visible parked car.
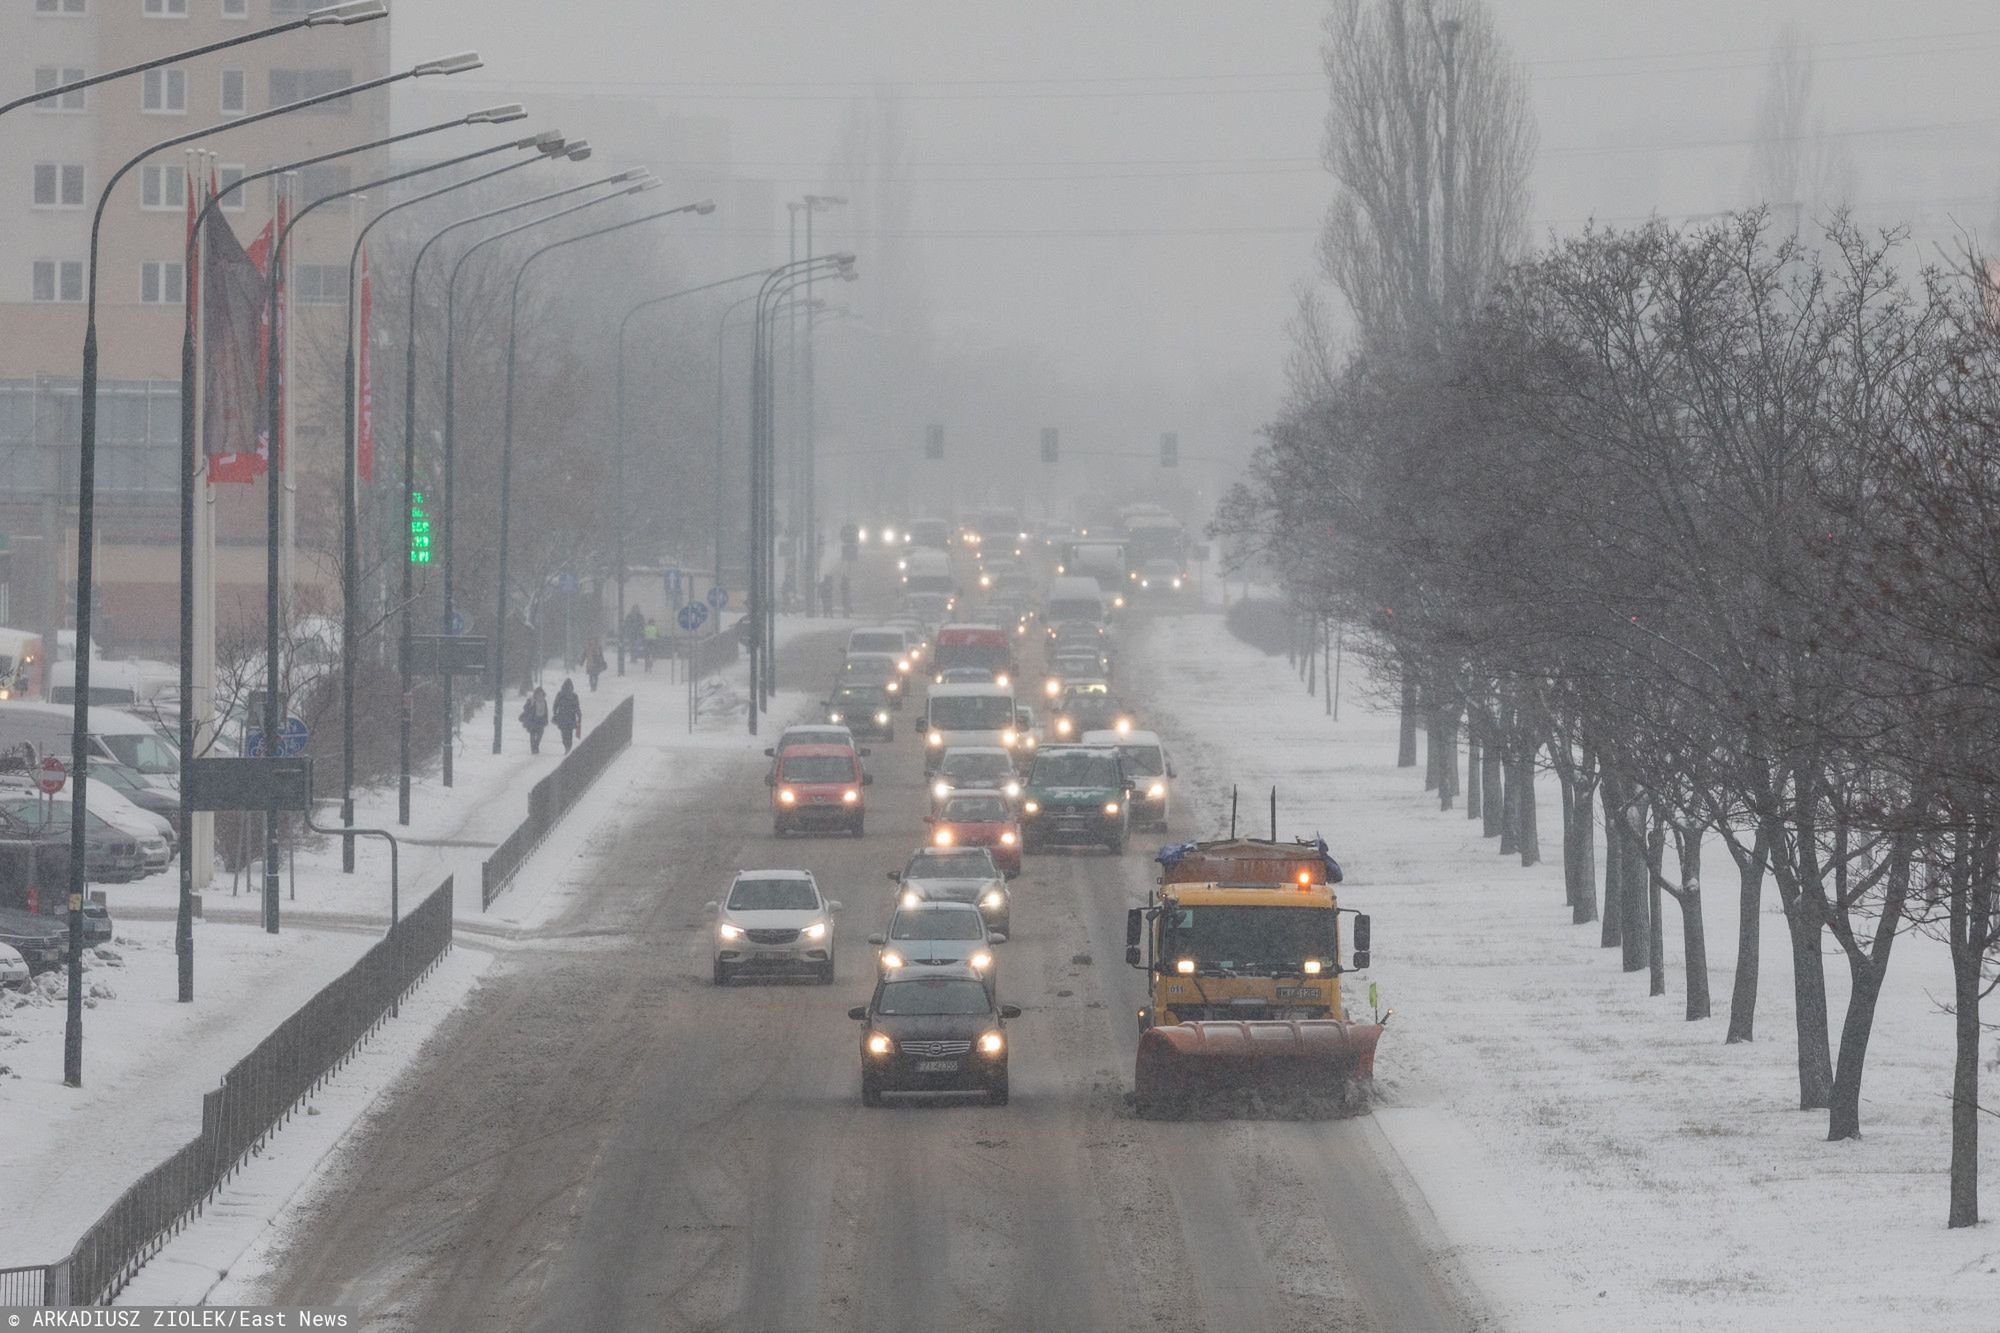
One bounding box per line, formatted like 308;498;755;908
0;906;68;974
706;869;842;986
0;940;28;989
850;965;1021;1107
0;799;143;883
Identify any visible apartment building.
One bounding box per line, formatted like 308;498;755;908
0;0;392;656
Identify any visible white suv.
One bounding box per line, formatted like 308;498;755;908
707;869;842;986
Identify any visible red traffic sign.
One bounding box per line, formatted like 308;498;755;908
36;754;67;795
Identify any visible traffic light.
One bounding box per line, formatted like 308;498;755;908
1040;427;1059;464
1160;432;1179;468
924;423;945;461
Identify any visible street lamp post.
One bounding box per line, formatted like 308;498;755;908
391;144;607;818
798;196;846;618
1;0;385;120
612;268;770;676
65;49;482;1084
488;194;718;755
174;106;535;995
434;170;648;782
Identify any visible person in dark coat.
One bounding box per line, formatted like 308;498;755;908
552;678;583;753
519;685;550;754
584;639;607;692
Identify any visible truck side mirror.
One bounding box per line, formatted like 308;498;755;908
762;747;775;757
1125;945;1142;967
1125;906;1142;949
885;871;901;883
1352;913;1371;955
1350;950;1370;971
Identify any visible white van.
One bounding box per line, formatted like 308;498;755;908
901;549;954;597
1045;576;1106;627
924;683;1019;773
0;701;179;790
47;658;177;708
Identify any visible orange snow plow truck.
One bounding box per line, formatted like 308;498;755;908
1125;835;1383;1118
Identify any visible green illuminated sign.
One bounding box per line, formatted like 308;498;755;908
410;491;433;564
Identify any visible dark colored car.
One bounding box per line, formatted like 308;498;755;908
0;905;70;973
0;798;143;883
1020;745;1132;854
825;683;896;742
1050;687;1133;743
850;965;1022;1107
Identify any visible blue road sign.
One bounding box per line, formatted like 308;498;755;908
676;603;709;633
664;569;683;605
559;571;578;594
449;609;467;636
244;715;308;759
706;584;729;610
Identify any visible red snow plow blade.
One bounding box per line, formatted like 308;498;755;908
1133;1020;1383;1120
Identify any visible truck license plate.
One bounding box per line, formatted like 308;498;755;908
1275;987;1322;999
916;1059;959;1073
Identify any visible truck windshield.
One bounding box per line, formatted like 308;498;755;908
1163;906;1336;973
930;696;1014;730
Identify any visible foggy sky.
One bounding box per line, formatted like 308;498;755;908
393;0;2000;413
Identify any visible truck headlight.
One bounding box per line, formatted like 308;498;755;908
1172;578;1183;590
1302;959;1322;975
1176;958;1196;974
1004;781;1020;798
1001;729;1018;747
1115;718;1132;734
902;891;921;908
886;681;900;694
1112;595;1125;609
1055;719;1072;736
995;673;1010;688
1045;679;1061;697
828;712;844;723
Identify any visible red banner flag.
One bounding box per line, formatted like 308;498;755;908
357;245;374;483
202;210;267;484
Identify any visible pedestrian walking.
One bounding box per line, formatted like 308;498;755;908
623;605;645;656
553;678;583;753
819;573;834;618
519;685;550;754
839;570;851;617
585;639;607;691
643;616;660;673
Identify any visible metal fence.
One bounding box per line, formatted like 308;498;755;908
481;695;634;909
0;877;455;1307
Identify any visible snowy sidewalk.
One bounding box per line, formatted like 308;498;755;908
1130;609;2000;1333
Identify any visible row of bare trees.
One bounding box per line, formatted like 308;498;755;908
1223;210;2000;1227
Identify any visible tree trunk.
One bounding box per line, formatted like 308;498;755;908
1620;802;1649;975
1781;898;1834;1111
1555;767;1577;907
1647;822;1666;997
1516;751;1540;867
1305;625;1317;695
1674;825;1710;1020
1499;753;1519;855
1481;741;1504;839
1827;840;1911;1142
1424;703;1441;792
1948;940;1981;1226
1438;708;1458;812
1397;665;1418;768
1569;778;1598;925
1600;778;1622;949
1465;723;1483;822
1724;829;1769;1045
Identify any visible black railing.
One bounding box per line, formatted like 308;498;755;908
480;695;634;908
1;878;455;1307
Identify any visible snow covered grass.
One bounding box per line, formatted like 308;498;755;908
1131;608;2000;1333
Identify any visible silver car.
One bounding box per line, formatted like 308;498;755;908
868;901;1004;993
706;869;843;986
889;847;1011;935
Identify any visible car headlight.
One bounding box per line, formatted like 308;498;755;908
1148;782;1166;799
1023;800;1039;814
717;922;744;940
1140;580;1150;589
969;951;992;971
1172;578;1183;590
1112;596;1125;608
1129;570;1139;581
902;890;921;908
999;831;1016;846
803;921;828;941
843;788;860;804
995;673;1010;688
858;527;870;543
880;950;904;969
979;575;992;588
1055;719;1072;736
778;789;797;805
934;828;955;846
981;891;1004;909
1104;801;1120;815
1302;958;1322;975
978;1031;1004;1054
1045;679;1061;697
1001;729;1018;747
898;559;908;572
1003;781;1020;798
1115;718;1132;734
897;659;911;673
875;711;889;724
886;681;900;694
867;1032;894;1055
934;781;951;800
928;731;944;747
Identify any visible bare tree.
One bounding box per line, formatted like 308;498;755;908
1748;22;1856;234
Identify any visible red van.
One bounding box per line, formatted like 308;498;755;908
931;624;1013;685
769;743;872;836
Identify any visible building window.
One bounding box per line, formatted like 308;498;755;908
140;164;187;211
141;262;187;305
221;0;248;16
142;68;187;114
34;0;88;14
293;264;348;306
143;0;189;15
33;68;87;112
33;163;86;209
269;68;352;113
216;164;247;211
220;68;246;116
32;261;85;303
